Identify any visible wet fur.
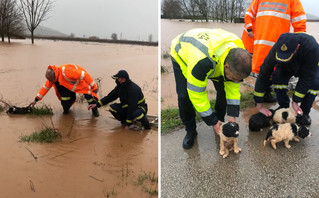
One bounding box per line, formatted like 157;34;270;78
264;123;311;149
219;122;241;158
249;109;274;132
273;108;296;124
6;106;32;114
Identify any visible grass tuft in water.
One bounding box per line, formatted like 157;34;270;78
31;105;53;115
20;127;61;143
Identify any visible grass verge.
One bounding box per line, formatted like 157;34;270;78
20;127;61;143
161;90;255;135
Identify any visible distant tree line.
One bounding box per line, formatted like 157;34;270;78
162;0;250;22
0;0;52;44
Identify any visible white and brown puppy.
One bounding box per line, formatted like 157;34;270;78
264;123;311;150
219;122;241;158
272;108;296;124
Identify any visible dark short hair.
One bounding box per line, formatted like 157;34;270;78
225;48;252;78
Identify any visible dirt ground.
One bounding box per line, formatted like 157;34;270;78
0;39;158;198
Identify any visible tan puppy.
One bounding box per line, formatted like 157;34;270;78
273;108;296;124
219;122;241;158
264;123;311;149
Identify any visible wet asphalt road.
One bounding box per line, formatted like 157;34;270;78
161;101;319;198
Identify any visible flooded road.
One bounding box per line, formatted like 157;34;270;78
0;39;158;197
161;19;319;109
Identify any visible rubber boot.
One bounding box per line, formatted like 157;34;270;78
183;130;198;149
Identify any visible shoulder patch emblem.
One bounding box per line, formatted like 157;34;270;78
281;44;287;51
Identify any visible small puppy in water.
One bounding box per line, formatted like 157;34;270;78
264;123;311;149
249;109;275;132
272;108;296;124
219;122;241;158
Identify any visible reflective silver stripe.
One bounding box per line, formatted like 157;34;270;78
246;23;252;28
274;85;288;89
245;11;255;19
257;11;290;21
199;108;213;117
80;71;85;80
175;43;181;53
88;85;91;95
254;40;275;47
74;65;78;69
251;6;256;15
43;85;49;90
259;2;287;12
37;93;43;98
308;89;319;95
71;80;79;91
291;15;307;23
179;35;216;69
187;82;206;92
90;81;95;87
62;66;76;84
227;99;240;105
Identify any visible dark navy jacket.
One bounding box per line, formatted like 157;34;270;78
254;33;319;103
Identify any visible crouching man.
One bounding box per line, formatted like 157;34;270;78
30;64;99;116
88;70;151;130
254;33;319;125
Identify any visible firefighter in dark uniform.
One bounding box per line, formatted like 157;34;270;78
88;70;151;130
254;32;319;125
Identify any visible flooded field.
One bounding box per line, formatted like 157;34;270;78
0;39;158;197
161;19;319;109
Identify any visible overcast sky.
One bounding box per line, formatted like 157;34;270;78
300;0;319;16
43;0;158;41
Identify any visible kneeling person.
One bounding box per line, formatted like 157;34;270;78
88;70;151;130
30;64;99;116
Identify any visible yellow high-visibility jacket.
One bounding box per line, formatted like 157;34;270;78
171;28;244;125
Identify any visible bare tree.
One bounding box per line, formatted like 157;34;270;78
162;0;182;19
111;33;117;40
179;0;197;22
194;0;209;22
19;0;52;44
148;34;152;42
0;0;24;43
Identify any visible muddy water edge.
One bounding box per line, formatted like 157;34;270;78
0;39;158;197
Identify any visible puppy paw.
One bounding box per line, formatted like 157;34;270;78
293;137;299;142
219;150;225;156
285;145;291;149
234;148;242;154
223;154;228;158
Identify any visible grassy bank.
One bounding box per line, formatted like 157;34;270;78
161;90;254;135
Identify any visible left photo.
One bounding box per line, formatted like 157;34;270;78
0;0;158;197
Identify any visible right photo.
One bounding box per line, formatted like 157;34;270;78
161;0;319;197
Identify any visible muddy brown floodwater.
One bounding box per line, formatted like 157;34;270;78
0;39;158;197
161;19;319;109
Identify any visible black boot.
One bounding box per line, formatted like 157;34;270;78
92;107;99;117
141;116;151;130
183;130;198;149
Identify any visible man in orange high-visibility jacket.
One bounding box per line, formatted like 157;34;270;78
243;0;307;102
241;0;256;54
30;64;100;116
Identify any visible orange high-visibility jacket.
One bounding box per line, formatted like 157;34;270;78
241;0;256;54
245;0;306;74
36;64;99;101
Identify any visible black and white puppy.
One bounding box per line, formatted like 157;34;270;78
272;108;295;124
264;123;311;149
6;106;32;114
249;109;275;132
219;122;241;158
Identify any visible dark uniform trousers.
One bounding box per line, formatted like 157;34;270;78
172;60;225;133
272;66;319;115
55;81;97;113
109;103;149;126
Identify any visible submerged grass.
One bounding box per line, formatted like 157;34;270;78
20;127;61;143
136;171;158;196
31;105;53;115
161;90;255;134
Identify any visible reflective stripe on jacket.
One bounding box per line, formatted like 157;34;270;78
245;0;306;73
36;64;98;101
170;28;243;122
